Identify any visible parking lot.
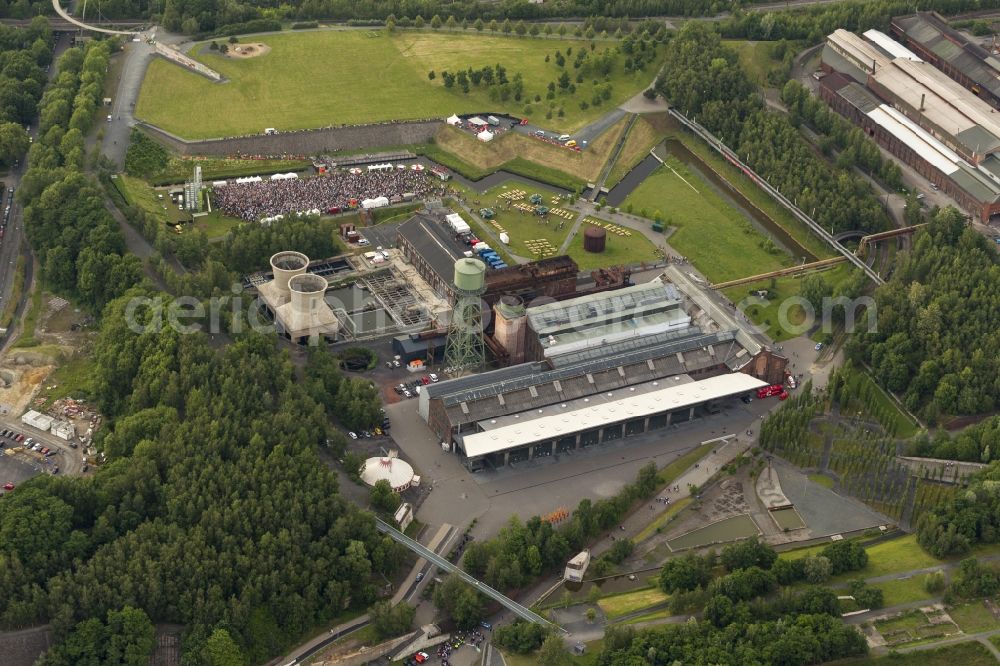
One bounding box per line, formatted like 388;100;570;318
0;419;87;477
0;452;41;492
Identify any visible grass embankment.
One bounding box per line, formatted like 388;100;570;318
0;255;25;329
151;156;311;186
433;118;629;189
623;158;789;283
781;534;941;582
848;369;921;439
665;128;833;262
118;174;244;240
597;587;669;619
604;115;663;189
12;287;43;348
634;498;692;544
502;639;603;666
137;30;659;138
845;642;997;666
37;356;96;410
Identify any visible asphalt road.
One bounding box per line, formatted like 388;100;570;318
102;35;158;168
0;33;74;348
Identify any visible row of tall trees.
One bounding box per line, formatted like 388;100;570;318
654;23;889;236
0;19;53;167
781;80;903;190
69;0;995;37
19;39;143;313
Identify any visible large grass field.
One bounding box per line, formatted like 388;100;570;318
137;30;658;139
623;158;790;284
665;129;833;262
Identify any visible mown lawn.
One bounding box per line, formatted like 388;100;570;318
566;219;661;271
948;601;1000;634
623;159;789;283
137;30;659;138
875;576;936;607
597;587;670;619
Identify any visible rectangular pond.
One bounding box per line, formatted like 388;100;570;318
667;514;760;552
770;507;806;531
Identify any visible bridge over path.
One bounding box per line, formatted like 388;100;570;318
50;0;140;35
375;518;562;631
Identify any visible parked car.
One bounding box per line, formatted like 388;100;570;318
480;621;492;631
3;483;13;491
815;342;824;351
348;431;358;440
403;389;412;398
429;373;439;382
40;447;49;455
415;572;424;582
421;376;430;385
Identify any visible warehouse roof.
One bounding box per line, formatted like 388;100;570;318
397;213;466;287
862;29;922;62
893;12;1000;100
526;282;682;336
861;102;1000;203
871;58;1000;156
460;373;768;458
827;29;890;74
867;105;962;174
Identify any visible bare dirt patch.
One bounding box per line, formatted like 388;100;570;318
226;42;270;59
0;362;54;415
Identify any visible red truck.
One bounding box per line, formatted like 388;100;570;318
757;384;788;399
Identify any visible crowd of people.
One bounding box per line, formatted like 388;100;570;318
213;167;440;221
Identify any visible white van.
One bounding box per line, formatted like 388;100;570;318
558;134;571;141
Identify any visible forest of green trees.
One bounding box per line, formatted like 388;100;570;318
849;207;1000;421
654;23;889;236
918;460;1000;557
0;293;405;663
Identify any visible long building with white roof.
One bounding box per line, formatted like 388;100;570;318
458;373;767;468
820;27;1000;222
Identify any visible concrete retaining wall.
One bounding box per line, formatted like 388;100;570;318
154;43;222;81
140;120;441;157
